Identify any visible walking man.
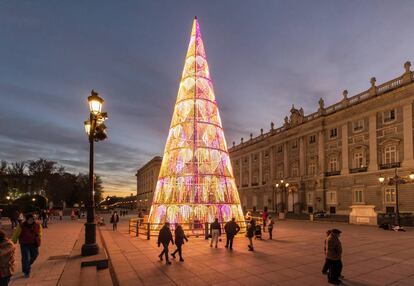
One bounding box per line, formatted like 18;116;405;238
261;207;268;232
110;211;119;231
158;222;174;265
267;216;274;240
0;229;15;286
171;224;188;262
11;214;42;278
210;218;221;248
326;229;343;285
224;218;240;250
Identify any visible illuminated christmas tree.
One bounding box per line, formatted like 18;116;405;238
148;17;244;230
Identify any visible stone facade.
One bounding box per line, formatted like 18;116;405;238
229;62;414;216
136;156;162;212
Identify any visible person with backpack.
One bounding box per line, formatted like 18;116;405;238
224;218;240;250
158;222;174;265
210;218;221;248
110;211;119;231
246;219;256;251
0;229;15;285
11;214;42;278
171;224;188;262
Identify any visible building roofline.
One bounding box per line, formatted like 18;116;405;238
136;156;162;175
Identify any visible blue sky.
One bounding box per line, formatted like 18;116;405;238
1;1;413;196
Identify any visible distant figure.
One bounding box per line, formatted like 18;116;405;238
40;210;48;229
267;216;275;240
246;219;256;251
11;214;42;278
10;210;19;229
157;222;174;265
261;207;268;232
224;218;240;250
171;224;188;262
59;210;63;221
326;229;343;285
210;218;221;248
110;211;119;231
0;229;15;286
245;211;252;222
17;212;24;224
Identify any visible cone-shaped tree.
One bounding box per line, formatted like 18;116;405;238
148;18;244;230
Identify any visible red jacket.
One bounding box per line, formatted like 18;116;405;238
12;222;42;246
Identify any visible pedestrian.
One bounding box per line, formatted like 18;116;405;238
171;224;188;262
261;207;268;232
11;214;42;278
267;216;275;240
224;218;240;250
245;211;252;223
322;229;332;275
40;210;48;229
17;212;24;224
0;229;15;286
71;210;75;220
10;210;19;230
326;229;343;285
110;211;119;231
59;209;63;221
157;222;174;265
210;218;221;248
247;219;256;251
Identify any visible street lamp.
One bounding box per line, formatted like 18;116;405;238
275;179;289;213
378;168;414;227
82;90;108;256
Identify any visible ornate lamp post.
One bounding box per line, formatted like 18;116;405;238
275;179;289;213
378;168;414;227
82;90;108;256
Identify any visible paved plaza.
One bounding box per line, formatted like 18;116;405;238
102;218;414;286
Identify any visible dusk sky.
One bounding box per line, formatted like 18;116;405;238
1;1;414;196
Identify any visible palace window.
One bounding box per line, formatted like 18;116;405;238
383;145;397;164
307;192;313;205
308;161;317;175
384;188;396;203
276;168;283;179
277;145;283;153
383;109;396;123
326;191;337;204
292;140;298;149
353;119;364;132
329;155;338;172
309;135;316;144
291;165;299;177
353;189;364;204
354;151;364;168
330;128;338;139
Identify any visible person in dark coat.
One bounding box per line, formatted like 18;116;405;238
326;229;343;285
0;229;15;286
210;218;221;248
246;219;256;251
110;211;119;231
171;224;188;262
158;222;174;265
224;218;240;250
322;229;332;275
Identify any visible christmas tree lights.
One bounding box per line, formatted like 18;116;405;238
148;18;244;230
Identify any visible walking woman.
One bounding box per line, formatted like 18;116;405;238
110;211;119;231
171;224;188;262
247;219;256;251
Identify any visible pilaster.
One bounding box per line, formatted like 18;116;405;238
368;114;378;171
403;102;414;167
341;123;349;175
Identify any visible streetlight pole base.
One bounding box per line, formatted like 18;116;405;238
81;242;99;256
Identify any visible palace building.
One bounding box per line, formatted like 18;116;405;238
228;61;414;219
136;156;162;212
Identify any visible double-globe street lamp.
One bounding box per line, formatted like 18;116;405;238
275;180;289;214
82;90;108;256
378;168;414;227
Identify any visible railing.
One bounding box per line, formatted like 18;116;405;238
349;167;368;173
325;171;341;177
128;218;251;240
379;162;401;170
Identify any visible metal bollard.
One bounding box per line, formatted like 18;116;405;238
147;223;150;240
204;222;209;240
136;221;139;237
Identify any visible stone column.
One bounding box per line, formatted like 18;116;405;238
259;151;263;185
341;123;349;175
239;158;243;188
368;114;378;171
248;154;252;187
403;102;414;167
299;137;305;176
318;131;325;175
283;143;288;178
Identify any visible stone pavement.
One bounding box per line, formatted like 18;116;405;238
101;218;414;286
0;217;84;286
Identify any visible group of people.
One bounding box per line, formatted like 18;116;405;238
0;213;43;285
